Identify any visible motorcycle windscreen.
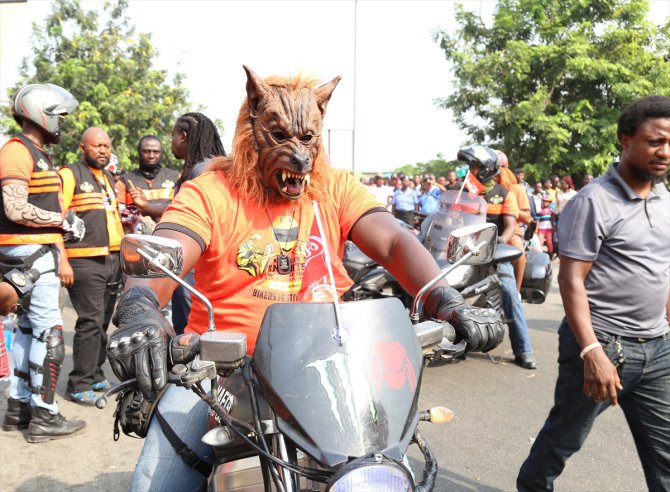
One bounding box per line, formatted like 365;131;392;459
423;190;488;261
253;297;423;467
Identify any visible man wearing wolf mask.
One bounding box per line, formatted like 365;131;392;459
107;66;504;489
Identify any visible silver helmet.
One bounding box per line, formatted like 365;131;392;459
12;83;79;138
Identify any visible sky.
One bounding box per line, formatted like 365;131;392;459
1;0;669;174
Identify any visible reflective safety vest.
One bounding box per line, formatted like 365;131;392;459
119;167;178;204
483;183;510;233
64;162;117;258
0;134;63;245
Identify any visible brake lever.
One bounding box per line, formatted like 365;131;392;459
95;378;138;409
168;358;217;389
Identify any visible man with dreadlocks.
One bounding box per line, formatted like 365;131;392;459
117;115;227;233
170;112;227;333
172;112;227;189
106;66;504;489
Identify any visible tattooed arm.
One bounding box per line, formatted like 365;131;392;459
1;180;63;227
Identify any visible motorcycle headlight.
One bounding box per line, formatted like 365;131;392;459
327;457;413;492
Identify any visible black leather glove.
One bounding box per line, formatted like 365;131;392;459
107;286;175;401
423;286;505;353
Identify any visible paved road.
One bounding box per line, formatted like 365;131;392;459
1;266;646;491
411;267;645;491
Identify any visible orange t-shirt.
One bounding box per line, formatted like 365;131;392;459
510;184;530;236
0;139;64;245
0;140;38;182
157;168;384;353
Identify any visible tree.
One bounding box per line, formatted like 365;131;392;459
394;153;459;178
434;0;670;180
0;0;195;170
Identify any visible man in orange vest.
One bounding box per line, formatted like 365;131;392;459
115;135;179;233
0;83;86;442
59;127;124;405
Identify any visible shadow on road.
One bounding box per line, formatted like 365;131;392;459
14;472;133;492
408;455;505;491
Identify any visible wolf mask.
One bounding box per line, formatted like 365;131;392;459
211;66;341;206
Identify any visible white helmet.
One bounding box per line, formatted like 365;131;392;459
12;83;79;138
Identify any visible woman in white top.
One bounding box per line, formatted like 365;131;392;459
554;176;578;215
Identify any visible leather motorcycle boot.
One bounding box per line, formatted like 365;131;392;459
1;398;31;431
514;353;538;370
27;407;86;443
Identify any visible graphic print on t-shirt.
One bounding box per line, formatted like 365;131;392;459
238;213;334;304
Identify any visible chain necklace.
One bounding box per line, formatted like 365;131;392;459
264;206;298;275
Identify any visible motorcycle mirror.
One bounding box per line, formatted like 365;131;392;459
446;223;497;266
120;234;217;332
120;234;183;278
410;222;498;323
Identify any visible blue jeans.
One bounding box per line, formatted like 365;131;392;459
1;244;62;413
497;261;533;355
517;319;670;491
131;382;213;491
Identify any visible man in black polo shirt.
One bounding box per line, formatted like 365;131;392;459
59;128;124;405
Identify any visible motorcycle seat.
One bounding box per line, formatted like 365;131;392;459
494;244;523;263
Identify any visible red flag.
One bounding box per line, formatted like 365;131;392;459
463;171;486;196
298;218;332;302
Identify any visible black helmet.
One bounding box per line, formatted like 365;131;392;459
457;145;500;182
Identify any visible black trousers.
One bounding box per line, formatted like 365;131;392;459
66;252;122;392
395;210;415;227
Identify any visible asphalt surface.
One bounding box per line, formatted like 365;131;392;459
411;267;645;491
1;265;647;491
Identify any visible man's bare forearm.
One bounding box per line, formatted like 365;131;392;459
558;260;597;347
2;184;63;227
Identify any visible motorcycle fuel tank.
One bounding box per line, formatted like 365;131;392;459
253;297;423;468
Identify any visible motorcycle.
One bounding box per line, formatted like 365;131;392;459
422;190;552;306
98;223;497;491
344;190;552;311
422;190;517;317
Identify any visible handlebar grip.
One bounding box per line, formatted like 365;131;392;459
170;333;200;366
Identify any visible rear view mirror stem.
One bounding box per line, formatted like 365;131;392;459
409;239;487;324
136;247;217;332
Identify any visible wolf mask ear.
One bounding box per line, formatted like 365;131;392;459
243;65;273;118
314;76;341;116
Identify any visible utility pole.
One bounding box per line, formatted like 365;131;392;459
352;0;358;173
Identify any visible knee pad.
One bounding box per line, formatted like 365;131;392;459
30;325;64;404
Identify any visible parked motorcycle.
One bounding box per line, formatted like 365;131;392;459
98;224;497;491
344;190;552;310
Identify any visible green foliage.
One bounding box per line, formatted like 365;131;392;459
0;0;202;170
434;0;670;180
394;153;460;178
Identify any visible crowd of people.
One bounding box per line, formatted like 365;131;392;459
363;162;594;263
0;75;667;492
